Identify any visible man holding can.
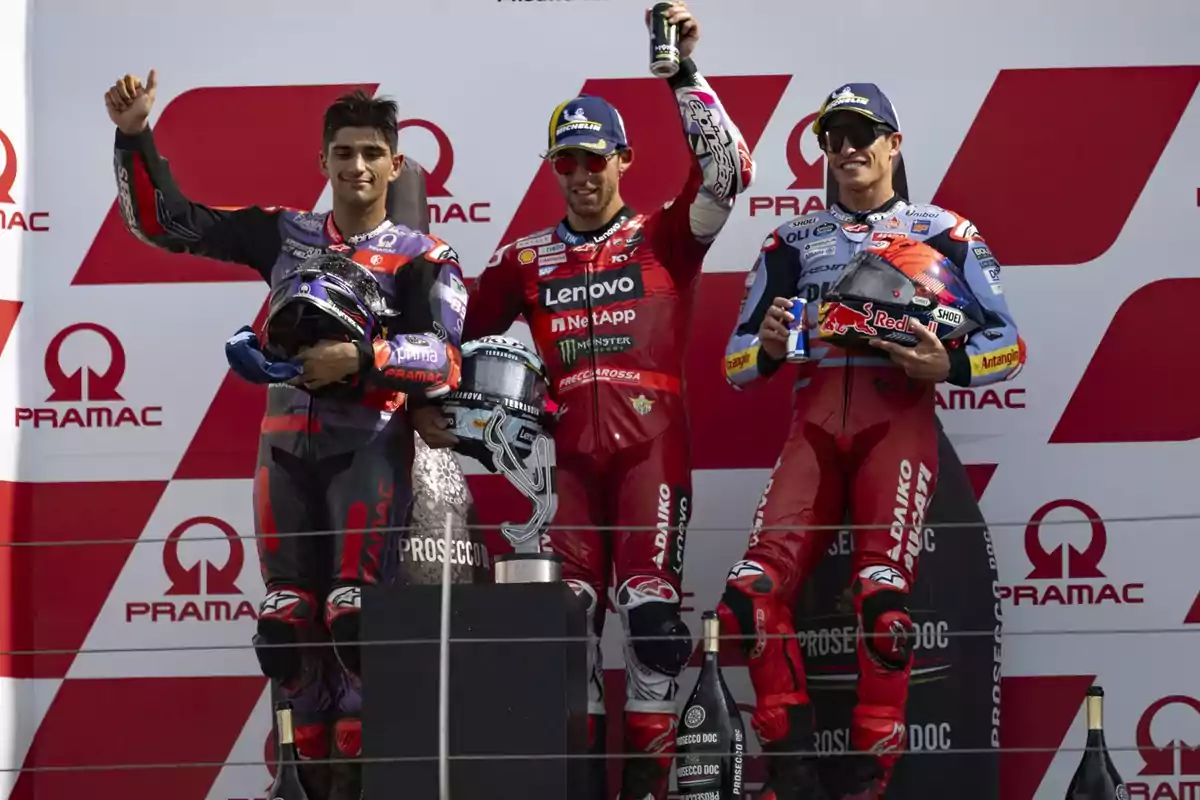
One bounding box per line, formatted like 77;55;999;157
428;3;754;797
716;84;1024;799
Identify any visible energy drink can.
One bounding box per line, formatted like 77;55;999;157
648;2;681;78
785;297;810;363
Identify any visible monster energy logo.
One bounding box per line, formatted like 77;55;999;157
556;334;634;367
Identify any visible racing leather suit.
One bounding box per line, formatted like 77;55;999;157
717;196;1024;796
462;57;754;799
112;127;467;795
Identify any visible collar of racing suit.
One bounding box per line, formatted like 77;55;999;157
829;194;907;224
555;204;635;246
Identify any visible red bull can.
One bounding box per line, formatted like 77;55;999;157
785;296;810;363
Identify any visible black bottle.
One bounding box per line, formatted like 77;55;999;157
1066;686;1130;799
268;701;311;800
674;610;745;799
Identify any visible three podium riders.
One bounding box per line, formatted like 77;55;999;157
102;1;1023;798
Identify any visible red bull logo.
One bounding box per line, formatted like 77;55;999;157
819;302;878;338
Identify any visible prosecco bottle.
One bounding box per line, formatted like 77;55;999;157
1065;686;1130;800
675;610;745;799
268;701;311;800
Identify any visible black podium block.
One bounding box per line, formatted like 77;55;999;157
361;582;589;799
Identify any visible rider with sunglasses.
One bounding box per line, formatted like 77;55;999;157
454;4;754;797
717;84;1025;800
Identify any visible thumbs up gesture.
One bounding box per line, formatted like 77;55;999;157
104;69;158;135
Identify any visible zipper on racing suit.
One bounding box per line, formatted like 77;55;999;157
583;260;603;444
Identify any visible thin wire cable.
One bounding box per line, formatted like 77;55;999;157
6;626;1195;659
0;744;1161;775
438;511;453;800
4;509;1200;548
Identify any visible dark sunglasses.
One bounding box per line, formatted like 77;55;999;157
819;124;894;153
550;150;615;176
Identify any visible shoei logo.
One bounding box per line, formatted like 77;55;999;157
1133;695;1200;783
0;126;50;232
125;516;257;624
397;118;491;224
538;264;645;312
996;499;1145;607
14;323;163;429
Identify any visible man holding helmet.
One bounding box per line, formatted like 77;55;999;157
716;83;1025;799
421;4;754;797
104;75;468;799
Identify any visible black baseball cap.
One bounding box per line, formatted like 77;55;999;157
812;83;902;135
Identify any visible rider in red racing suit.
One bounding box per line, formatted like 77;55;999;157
457;5;753;797
716;84;1025;800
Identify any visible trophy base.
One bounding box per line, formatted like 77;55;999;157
494;552;562;584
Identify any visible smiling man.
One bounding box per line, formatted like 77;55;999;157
717;82;1025;800
105;73;467;800
437;4;754;798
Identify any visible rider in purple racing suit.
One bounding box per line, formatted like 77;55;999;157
104;72;467;800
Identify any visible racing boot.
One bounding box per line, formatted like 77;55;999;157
758;705;826;800
618;710;677;800
273;673;332;800
586;713;608;800
328;670;363;800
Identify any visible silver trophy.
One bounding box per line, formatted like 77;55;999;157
439;336;561;584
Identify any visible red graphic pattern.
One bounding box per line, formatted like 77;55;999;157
1050;278;1200;443
1;64;1192;800
71;83;378;286
0;481;167;679
10;676;267;800
930;66;1199;267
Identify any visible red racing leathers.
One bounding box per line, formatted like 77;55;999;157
717;197;1025;798
462;58;754;799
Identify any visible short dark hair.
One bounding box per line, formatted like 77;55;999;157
322;90;399;153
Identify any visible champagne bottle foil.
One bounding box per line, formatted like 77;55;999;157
398;436;492;585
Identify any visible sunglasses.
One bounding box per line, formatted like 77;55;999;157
819;124;893;153
550;151;615;176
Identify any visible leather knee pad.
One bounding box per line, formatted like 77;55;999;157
255;587;317;684
718;559;782;658
334;717;362;759
325;585;362;678
853;566;914;669
567;579;606;714
616;576;692;679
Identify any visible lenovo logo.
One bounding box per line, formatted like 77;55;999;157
538;265;645;312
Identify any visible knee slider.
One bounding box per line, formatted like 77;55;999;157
325;585;362;678
719;560;779;657
616;576;692;677
853;566;914;669
255;587;317;683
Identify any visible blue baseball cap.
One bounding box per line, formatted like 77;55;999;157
545;95;629;157
812;83;902;135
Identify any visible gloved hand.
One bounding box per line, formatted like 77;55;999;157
224;326;303;384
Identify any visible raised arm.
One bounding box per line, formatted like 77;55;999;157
653;57;757;279
106;70;280;278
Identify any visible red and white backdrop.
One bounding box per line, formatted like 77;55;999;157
1;0;1198;798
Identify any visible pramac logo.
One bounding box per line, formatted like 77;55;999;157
748;111;827;219
0;125;51;232
1129;694;1200;800
14;322;163;429
995;499;1145;607
397;118;492;224
126;516;258;624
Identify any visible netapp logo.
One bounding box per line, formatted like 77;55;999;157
538;265;644;312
